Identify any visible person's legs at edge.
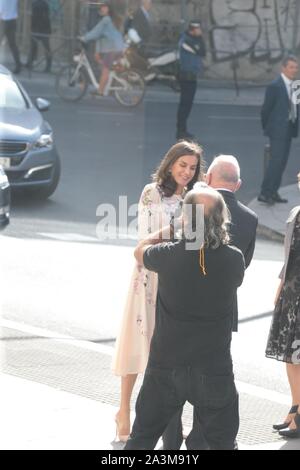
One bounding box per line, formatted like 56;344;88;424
285;363;300;428
115;374;138;440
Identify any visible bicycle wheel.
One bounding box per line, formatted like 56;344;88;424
56;65;88;102
113;70;145;107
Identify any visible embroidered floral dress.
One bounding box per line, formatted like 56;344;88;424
112;183;183;376
266;211;300;363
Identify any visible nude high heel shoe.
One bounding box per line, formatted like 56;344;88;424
114;414;130;442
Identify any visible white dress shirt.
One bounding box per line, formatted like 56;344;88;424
0;0;18;21
281;72;297;122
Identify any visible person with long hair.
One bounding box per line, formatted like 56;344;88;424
82;0;125;95
112;140;203;441
266;175;300;438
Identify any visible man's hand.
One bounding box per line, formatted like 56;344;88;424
134;224;174;266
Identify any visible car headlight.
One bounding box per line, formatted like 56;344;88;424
33;133;53;149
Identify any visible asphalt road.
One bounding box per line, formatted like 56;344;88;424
4;76;300;242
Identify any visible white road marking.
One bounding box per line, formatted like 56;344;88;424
208;115;259;120
0;319;115;356
38;232;99;243
0;318;291;406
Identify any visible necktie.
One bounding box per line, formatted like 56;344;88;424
290;83;297;123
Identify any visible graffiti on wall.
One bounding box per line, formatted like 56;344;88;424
210;0;300;64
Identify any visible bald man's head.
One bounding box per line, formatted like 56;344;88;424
206;155;241;192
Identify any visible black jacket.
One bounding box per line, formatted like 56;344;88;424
132;8;152;43
261;76;299;139
31;0;51;35
219;190;258;331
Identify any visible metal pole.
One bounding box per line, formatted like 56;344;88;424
180;0;187;32
292;0;300;53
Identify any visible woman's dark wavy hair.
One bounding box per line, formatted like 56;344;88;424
152;140;204;197
109;0;127;30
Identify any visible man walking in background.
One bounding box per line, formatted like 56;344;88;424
0;0;21;74
131;0;152;51
26;0;52;73
176;21;206;141
258;56;299;205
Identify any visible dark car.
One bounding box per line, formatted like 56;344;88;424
0;165;10;229
0;65;60;199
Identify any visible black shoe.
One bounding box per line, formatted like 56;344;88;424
273;405;299;431
257;193;274;205
272;192;288;203
279;413;300;438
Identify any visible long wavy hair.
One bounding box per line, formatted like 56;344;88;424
152;141;204;198
109;0;128;30
183;188;231;249
203;193;231;249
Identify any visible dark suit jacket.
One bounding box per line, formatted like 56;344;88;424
32;0;51;34
219;190;258;331
132;8;152;43
261;75;299;139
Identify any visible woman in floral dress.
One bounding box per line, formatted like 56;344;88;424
266;201;300;438
112;140;203;441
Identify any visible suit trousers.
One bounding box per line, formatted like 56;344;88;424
3;19;21;68
124;365;239;450
27;34;52;71
177;79;197;134
261;132;293;197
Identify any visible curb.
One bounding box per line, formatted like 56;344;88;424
256;223;284;243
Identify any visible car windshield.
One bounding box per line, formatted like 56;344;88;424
0;75;27;109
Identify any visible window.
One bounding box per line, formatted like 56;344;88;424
0;76;27;109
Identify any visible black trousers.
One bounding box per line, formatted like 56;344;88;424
162;407;208;450
27;34;52;70
176;79;197;134
261;133;293;197
3;19;21;67
125;365;239;450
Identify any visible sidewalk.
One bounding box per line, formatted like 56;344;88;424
0;373;299;451
0;323;299;451
249;183;299;241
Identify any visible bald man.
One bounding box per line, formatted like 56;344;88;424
206;155;258;271
125;187;244;450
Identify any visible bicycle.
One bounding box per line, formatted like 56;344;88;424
55;42;145;107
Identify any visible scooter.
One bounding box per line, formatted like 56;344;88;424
125;28;180;91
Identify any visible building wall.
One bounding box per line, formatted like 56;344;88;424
16;0;300;81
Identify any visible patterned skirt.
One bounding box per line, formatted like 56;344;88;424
266;280;300;364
